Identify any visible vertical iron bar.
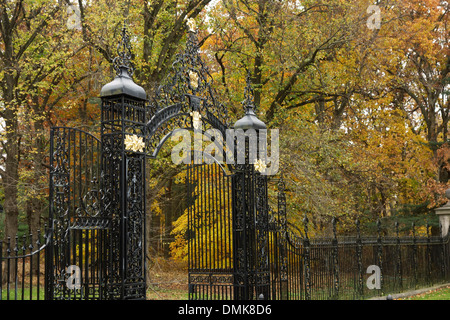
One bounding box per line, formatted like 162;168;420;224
226;169;232;275
0;240;3;300
29;233;33;300
38;231;42;300
21;235;26;300
7;237;11;300
14;235;18;300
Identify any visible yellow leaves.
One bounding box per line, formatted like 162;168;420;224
169;168;233;266
169;234;189;262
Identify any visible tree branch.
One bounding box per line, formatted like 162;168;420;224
16;6;59;60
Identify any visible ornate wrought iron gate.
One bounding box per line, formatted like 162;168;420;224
47;127;107;300
186;164;272;300
47;25;273;300
186;163;234;299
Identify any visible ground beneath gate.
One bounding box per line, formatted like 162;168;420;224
146;258;188;300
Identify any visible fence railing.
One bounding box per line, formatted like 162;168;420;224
0;229;50;300
269;217;450;300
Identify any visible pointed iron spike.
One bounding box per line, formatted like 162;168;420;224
332;217;337;234
377;218;382;233
14;235;19;253
112;24;134;77
303;214;309;224
332;216;336;225
22;234;26;251
38;231;43;246
355;219;361;237
242;71;256;112
29;234;34;250
303;214;309;238
6;237;11;255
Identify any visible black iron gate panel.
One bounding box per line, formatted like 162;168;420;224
47;127;108;300
187;162;234;300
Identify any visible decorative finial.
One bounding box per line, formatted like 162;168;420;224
303;214;309;238
332;217;337;238
112;24;134;77
242;71;255;112
234;69;266;130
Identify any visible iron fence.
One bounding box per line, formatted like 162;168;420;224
0;230;49;300
2;217;450;300
268;217;450;300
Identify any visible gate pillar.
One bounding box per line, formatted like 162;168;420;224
232;79;270;300
435;189;450;237
100;26;147;299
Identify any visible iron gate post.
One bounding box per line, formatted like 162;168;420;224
277;178;288;300
100;26;147;300
232;77;270;300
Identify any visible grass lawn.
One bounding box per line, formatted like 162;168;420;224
401;286;450;300
1;287;45;300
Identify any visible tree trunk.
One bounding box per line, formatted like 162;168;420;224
2;121;20;283
2;121;20;232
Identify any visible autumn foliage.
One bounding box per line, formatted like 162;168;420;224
0;0;448;260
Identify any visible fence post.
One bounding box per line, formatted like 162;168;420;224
331;217;339;299
376;219;383;294
426;222;432;285
439;221;447;281
412;222;418;289
355;219;364;298
303;215;311;300
277;178;288;300
395;221;402;293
